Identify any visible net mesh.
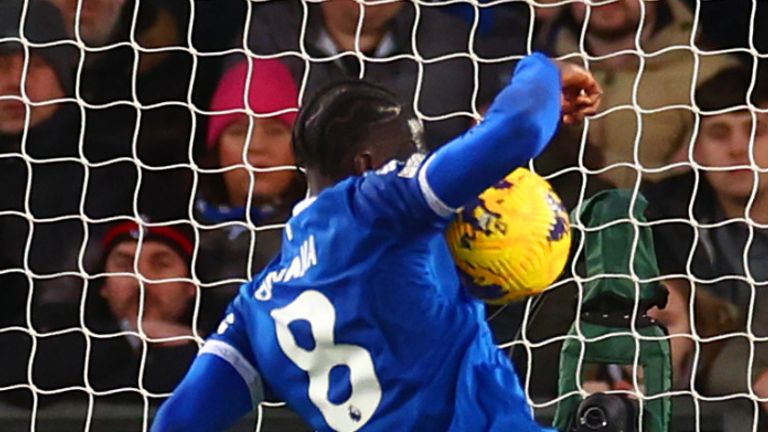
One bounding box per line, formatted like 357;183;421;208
0;0;766;430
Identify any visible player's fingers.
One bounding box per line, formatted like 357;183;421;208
585;78;602;98
584;88;603;112
591;91;603;110
562;70;594;91
566;74;602;106
579;73;602;97
563;105;585;120
567;99;597;118
564;91;592;105
561;95;577;113
573;97;599;110
579;105;599;117
564;82;602;112
563;86;602;119
575;95;592;106
573;93;601;116
564;106;596;124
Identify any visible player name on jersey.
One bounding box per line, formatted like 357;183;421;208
255;234;318;301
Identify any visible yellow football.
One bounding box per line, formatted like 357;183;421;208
445;168;571;304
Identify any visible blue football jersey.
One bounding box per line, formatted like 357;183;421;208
201;156;549;432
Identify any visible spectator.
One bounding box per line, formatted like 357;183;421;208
246;0;500;150
195;58;304;304
49;0;194;221
537;0;736;187
97;221;198;343
0;0;89;327
49;0;191;104
647;279;740;390
0;0;74;144
0;220;207;406
643;65;768;404
0;0;175;329
48;0;127;47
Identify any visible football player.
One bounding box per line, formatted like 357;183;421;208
152;53;600;432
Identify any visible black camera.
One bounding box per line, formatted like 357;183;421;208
572;393;638;432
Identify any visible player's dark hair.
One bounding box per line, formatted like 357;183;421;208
292;80;420;181
696;65;768;111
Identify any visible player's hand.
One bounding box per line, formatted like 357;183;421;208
556;61;602;125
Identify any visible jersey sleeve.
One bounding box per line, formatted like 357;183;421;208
151;354;255;432
200;292;264;407
350;53;562;236
424;52;561;210
351;153;453;235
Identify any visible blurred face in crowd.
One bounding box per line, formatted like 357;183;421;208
49;0;127;46
101;240;194;325
218;116;297;207
571;0;656;39
695;109;768;202
0;52;65;135
321;0;404;37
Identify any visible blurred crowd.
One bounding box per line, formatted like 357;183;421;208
0;0;766;418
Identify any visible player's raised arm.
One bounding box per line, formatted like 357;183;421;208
285;57;598;230
422;53;601;214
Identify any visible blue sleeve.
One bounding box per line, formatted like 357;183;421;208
351;155;443;233
203;294;263;402
351;53;560;233
425;52;561;210
152;294;263;432
151;354;255;432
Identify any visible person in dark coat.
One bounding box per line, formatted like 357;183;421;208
0;221;208;406
0;0;89;329
48;0;195;221
246;0;507;150
643;65;768;410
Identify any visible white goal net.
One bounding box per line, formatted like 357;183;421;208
0;0;766;431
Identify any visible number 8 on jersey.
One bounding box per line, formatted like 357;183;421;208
271;290;383;431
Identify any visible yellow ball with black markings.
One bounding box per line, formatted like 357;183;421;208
445;168;571;305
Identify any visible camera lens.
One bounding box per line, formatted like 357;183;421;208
581;406;608;430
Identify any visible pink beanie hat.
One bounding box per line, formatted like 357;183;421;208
207;58;299;149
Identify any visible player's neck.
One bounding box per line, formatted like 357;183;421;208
306;171;336;197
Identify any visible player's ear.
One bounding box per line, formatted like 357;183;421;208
352;153;374;176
